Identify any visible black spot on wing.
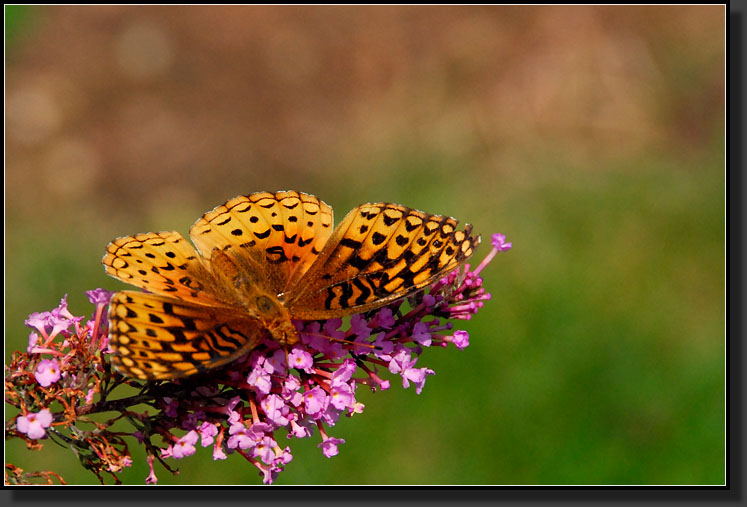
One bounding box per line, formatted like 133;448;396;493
371;232;386;245
340;238;362;249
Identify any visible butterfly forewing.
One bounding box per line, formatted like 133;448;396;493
108;291;265;380
284;203;481;319
189;191;334;296
103;231;228;307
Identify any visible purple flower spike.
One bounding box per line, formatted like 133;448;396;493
6;228;510;484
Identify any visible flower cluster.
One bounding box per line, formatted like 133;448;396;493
5;233;511;485
5;288;128;484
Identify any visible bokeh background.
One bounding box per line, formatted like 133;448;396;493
5;5;725;485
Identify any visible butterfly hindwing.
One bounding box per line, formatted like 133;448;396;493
108;291;265;380
285;203;480;319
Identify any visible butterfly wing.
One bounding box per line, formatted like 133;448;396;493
189;191;334;296
108;291;265;380
103;231;226;307
285;203;480;319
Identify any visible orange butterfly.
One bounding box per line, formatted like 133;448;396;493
103;191;479;380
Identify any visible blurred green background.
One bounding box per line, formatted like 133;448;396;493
5;5;724;485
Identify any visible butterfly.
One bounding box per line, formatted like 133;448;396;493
103;190;480;380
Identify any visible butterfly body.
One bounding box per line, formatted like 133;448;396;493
103;190;479;380
203;245;299;346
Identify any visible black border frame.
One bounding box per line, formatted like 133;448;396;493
2;3;736;504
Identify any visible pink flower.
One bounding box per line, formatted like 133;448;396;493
329;383;354;411
247;366;272;395
349;314;371;339
372;332;394;359
299;322;327;350
289;417;314;438
34;359;61;387
160;445;173;459
16;409;53;439
86;288;114;306
388;348;415;375
265;349;287;375
253;435;277;464
145;455;158;484
24;313;49;337
303;386;327;416
473;233;511;277
388;348;435;394
372;307;395;329
331;359;356;386
199;422;218;447
323;318;343;334
412;322;432;347
25;295;84;340
450;330;470;350
258;463;280;485
227;426;254;450
274;447;293;466
320;404;343;427
318;436;345;458
261;394;289;426
247;422;273;440
491;233;512;251
27;332;40;353
288;347;313;372
172;430;199;459
213;444;227;460
282;375;304;406
402;365;435;395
